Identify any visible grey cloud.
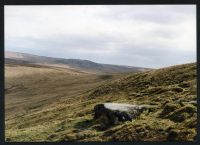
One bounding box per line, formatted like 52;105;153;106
5;5;196;68
97;5;195;25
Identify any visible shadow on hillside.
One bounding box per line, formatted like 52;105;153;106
74;119;95;130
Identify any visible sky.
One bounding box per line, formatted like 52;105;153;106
5;5;196;68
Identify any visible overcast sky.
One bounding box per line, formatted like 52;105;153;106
5;5;196;68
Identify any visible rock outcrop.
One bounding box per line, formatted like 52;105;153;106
94;103;149;128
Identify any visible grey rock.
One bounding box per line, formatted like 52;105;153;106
94;103;149;128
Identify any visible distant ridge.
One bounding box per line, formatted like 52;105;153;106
5;51;151;74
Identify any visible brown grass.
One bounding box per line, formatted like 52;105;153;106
5;62;197;142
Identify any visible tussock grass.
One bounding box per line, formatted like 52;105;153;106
5;62;197;141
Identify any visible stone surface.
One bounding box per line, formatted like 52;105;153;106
94;103;149;128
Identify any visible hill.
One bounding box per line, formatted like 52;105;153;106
5;51;150;74
5;62;197;142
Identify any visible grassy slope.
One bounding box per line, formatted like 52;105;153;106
5;63;197;142
5;63;118;141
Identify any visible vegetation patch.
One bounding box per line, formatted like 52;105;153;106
5;62;197;141
159;103;181;117
166;104;197;122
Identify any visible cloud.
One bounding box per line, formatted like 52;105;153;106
5;5;196;68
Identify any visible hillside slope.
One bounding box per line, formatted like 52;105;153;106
84;62;197;141
5;62;118;119
5;51;150;74
5;62;197;142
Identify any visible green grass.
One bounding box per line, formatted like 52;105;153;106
5;62;197;142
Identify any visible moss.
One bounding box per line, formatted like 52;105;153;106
46;134;58;140
76;130;98;141
179;81;190;88
167;129;179;141
5;137;11;142
183;117;197;128
102;116;176;141
64;133;77;141
167;128;196;141
171;87;184;93
159;103;181;117
167;104;197;122
147;87;168;94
